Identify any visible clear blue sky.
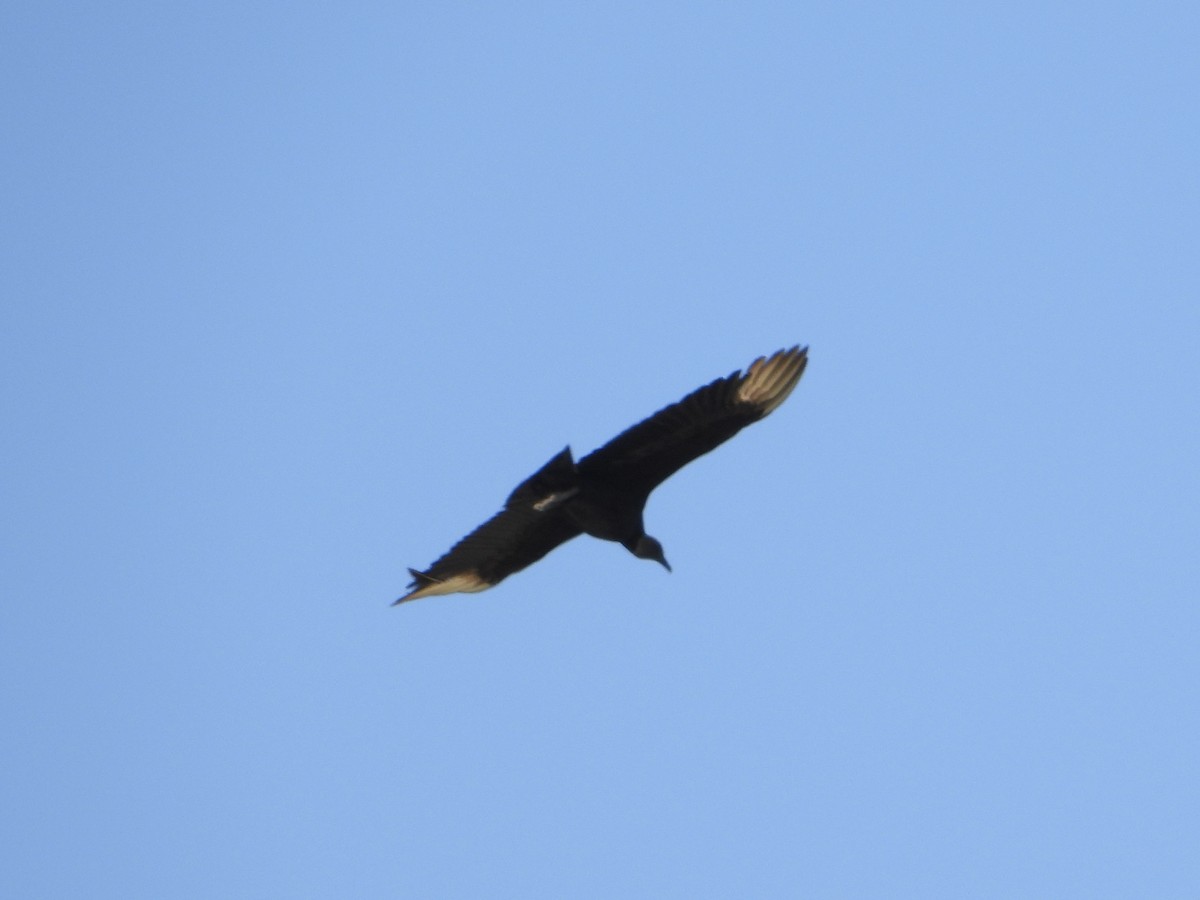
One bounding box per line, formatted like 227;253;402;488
3;3;1197;897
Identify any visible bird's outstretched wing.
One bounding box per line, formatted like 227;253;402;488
395;448;584;604
395;506;582;604
577;346;807;498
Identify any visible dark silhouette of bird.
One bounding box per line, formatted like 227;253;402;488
394;345;808;604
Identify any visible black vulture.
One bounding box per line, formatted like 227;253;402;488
395;345;808;604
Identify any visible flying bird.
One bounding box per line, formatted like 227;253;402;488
395;345;808;604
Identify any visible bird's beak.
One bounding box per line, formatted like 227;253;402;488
659;557;672;573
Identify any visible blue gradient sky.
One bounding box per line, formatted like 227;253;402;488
3;3;1198;897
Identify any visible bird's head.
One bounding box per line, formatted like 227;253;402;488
632;535;671;572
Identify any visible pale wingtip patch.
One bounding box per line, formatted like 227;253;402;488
736;345;808;414
393;570;491;605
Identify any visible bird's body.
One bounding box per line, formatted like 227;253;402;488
395;345;808;604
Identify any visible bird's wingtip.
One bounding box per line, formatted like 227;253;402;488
392;567;433;606
392;569;491;606
738;344;809;414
